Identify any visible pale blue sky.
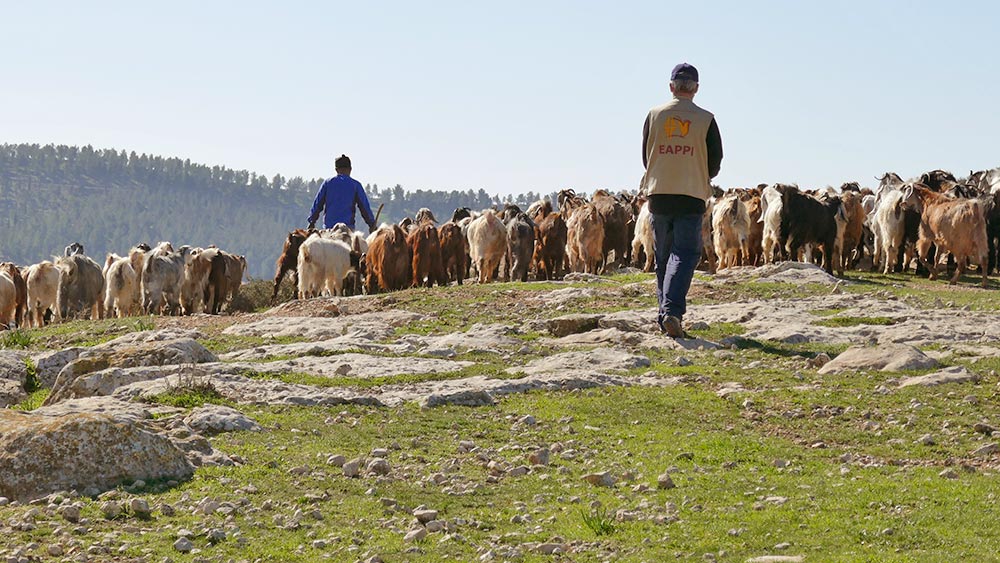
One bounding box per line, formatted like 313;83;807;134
2;1;997;196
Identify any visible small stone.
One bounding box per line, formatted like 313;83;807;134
404;527;427;542
657;473;676;490
312;539;327;549
773;459;788;469
972;443;999;457
809;353;831;368
535;543;565;554
129;498;151;518
366;458;391;476
207;528;226;544
47;545;64;556
939;469;959;479
582;471;616;487
527;448;550;466
160;503;176;517
414;509;439;523
676;357;693;367
100;501;122;519
507;465;530;477
974;423;996;435
371;448;389;458
882;528;894;536
774;542;792;550
518;415;537;426
60;505;81;523
327;454;347;467
173;537;194;553
343;458;363;478
916;434;935;446
425;520;445;533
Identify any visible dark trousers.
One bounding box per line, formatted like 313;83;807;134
652;211;703;322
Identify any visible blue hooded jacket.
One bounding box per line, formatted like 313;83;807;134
307;174;377;230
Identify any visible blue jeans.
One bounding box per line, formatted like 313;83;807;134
652;211;703;322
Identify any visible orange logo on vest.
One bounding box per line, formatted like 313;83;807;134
664;117;691;138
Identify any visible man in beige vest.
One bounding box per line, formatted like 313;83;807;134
642;63;723;337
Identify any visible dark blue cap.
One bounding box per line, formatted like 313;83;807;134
671;63;699;82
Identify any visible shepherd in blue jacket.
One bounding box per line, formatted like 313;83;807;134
307;154;377;232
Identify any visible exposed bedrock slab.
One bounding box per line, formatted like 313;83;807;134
507;347;650;377
818;344;938;374
46;336;218;405
220;333;414;361
409;323;522;353
113;371;386;408
398;371;679;408
688;293;1000;349
547;328;720;351
899;366;980;388
222;310;425;340
45;352;474;405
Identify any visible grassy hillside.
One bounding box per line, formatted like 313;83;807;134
0;143;551;278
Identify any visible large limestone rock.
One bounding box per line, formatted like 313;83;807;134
0;410;194;502
818;344;938;374
46;333;217;405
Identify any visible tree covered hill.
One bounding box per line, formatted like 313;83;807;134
0;143;554;279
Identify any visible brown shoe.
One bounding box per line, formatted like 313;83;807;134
660;315;685;338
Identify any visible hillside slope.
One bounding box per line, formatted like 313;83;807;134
0;143;551;278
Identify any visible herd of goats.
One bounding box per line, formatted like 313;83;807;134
272;165;1000;304
1;165;998;330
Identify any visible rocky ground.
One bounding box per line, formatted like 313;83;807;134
2;263;1000;562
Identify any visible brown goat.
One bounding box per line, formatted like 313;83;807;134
365;225;412;293
591;189;629;271
901;183;989;287
407;222;445;288
534;211;568;280
272;229;310;302
438;222;467;285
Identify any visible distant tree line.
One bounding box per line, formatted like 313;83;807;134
0;143;559;279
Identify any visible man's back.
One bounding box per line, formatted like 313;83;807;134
643;97;715;202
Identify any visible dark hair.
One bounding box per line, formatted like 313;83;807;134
335;154;351;169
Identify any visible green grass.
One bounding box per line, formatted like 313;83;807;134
144;376;232;408
7;267;1000;561
13;388;49;411
9;387;995;562
0;329;33;349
